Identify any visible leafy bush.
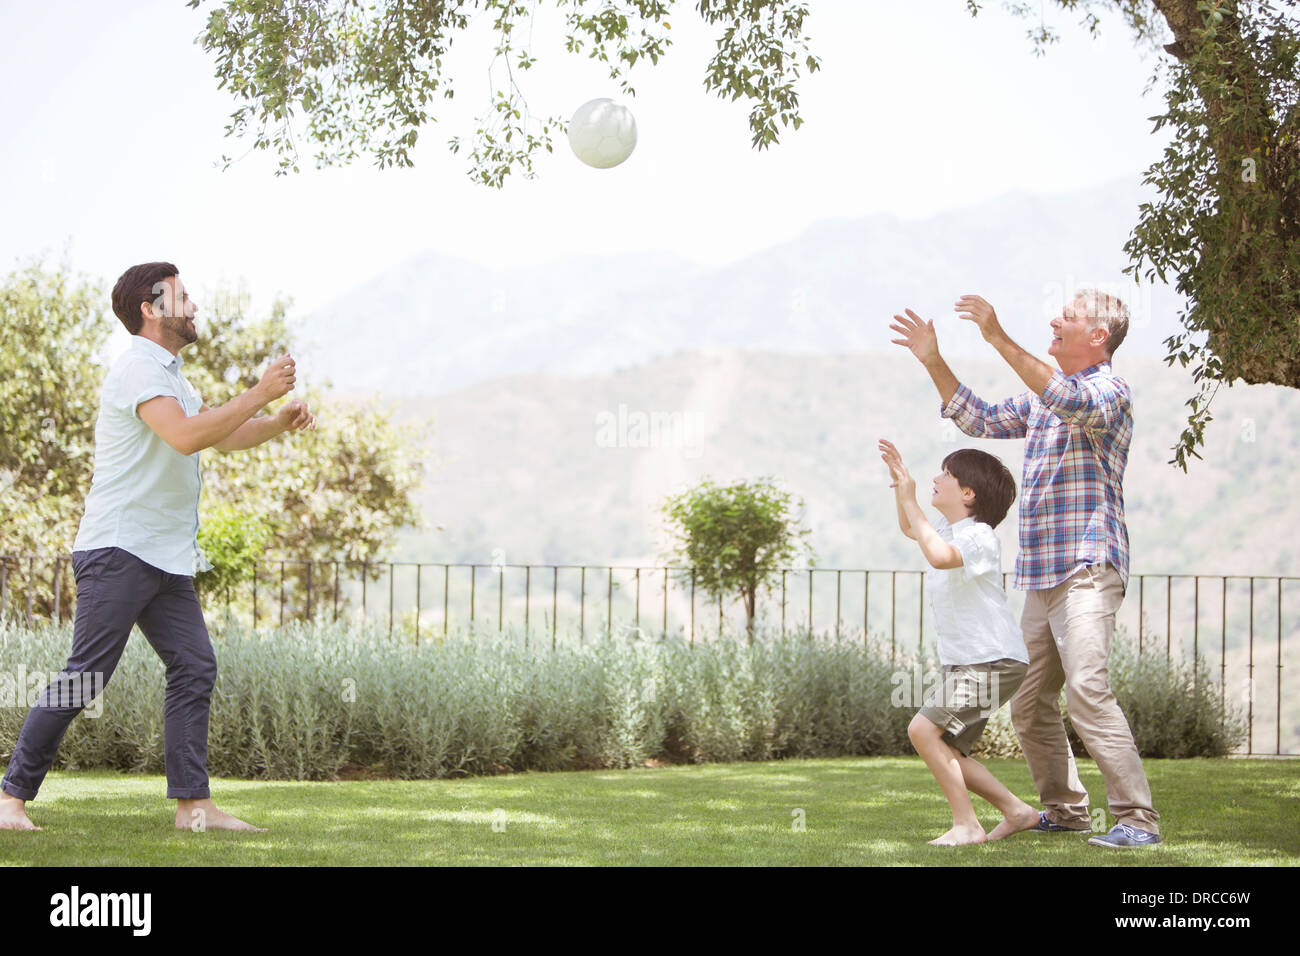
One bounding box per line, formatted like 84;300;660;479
1065;636;1248;759
0;620;1247;783
195;506;274;602
969;707;1023;760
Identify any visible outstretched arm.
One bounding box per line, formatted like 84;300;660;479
207;399;317;451
954;295;1054;396
891;305;1030;440
890;308;960;405
878;440;962;569
138;354;298;456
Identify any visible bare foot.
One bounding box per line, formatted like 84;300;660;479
928;823;986;846
175;798;267;832
0;794;41;831
988;804;1041;841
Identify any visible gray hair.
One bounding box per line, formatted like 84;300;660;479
1073;289;1130;356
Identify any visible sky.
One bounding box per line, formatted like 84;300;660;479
0;0;1172;321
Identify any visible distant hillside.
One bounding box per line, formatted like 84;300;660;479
298;176;1187;395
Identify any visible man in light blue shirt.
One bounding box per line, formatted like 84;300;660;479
0;261;315;832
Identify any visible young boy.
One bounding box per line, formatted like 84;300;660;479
878;438;1041;845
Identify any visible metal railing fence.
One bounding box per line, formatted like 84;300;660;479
2;554;1295;755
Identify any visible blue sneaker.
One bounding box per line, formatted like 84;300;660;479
1032;810;1090;832
1088;823;1162;848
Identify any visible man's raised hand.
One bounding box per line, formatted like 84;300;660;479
889;309;940;366
954;295;1005;344
276;398;316;433
257;354;296;403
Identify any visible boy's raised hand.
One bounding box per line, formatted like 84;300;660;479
878;439;916;497
889;308;939;366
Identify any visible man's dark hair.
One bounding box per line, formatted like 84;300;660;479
941;448;1017;528
111;262;179;335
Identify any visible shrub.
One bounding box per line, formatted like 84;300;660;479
1065;636;1248;759
0;620;1248;782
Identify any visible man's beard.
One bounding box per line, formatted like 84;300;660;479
165;314;198;345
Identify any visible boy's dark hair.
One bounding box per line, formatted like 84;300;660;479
941;448;1017;528
111;262;179;335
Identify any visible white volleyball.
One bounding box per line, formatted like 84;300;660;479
567;98;637;169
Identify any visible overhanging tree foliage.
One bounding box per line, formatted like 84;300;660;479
979;0;1299;468
187;0;820;185
193;1;1299;467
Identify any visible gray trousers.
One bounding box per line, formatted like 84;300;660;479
2;547;216;801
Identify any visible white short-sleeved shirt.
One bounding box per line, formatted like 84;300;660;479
925;515;1028;667
73;335;213;575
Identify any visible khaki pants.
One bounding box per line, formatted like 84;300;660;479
1011;562;1160;833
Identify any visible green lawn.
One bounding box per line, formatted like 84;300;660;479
2;757;1297;866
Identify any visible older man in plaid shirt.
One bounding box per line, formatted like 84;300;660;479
890;290;1160;848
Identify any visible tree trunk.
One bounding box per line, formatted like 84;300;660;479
744;585;756;645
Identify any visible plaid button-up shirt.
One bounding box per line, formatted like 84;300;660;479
940;362;1132;592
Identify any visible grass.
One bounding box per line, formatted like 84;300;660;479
2;756;1297;866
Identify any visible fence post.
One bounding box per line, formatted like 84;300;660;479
552;566;558;650
1220;577;1227;727
580;566;586;644
1193;576;1199;674
918;571;924;657
890;571;896;665
662;567;668;637
863;570;869;646
1138;575;1144;654
835;569;841;641
1277;578;1283;756
807;569;813;636
1248;578;1255;755
781;570;786;637
415;564;422;646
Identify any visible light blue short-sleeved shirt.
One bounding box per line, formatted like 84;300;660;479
73;336;213;575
